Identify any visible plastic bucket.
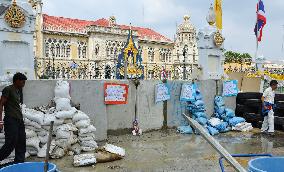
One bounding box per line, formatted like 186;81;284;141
0;162;57;172
248;157;284;172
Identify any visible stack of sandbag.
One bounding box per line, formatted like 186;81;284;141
212;96;251;132
21;80;98;160
186;89;219;135
73;111;97;152
232;122;253;132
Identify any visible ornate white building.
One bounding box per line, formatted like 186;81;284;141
31;0;199;80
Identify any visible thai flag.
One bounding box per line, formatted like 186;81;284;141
254;0;266;42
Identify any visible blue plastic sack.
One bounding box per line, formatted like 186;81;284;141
215;122;228;132
197;117;208;126
193;112;207;118
207;126;219;136
195;91;203;100
225;108;235;118
217;106;226;115
215;96;225;107
177;125;193;134
228;117;245;126
194;100;205;107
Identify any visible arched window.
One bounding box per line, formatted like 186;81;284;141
148;47;154;62
78;41;87;58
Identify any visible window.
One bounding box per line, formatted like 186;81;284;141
44;38;71;58
159;48;172;63
105;40;126;57
78;41;87;59
95;44;100;55
148;47;154;62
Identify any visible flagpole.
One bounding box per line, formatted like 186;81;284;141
255;0;260;64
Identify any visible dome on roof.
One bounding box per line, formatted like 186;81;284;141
177;14;195;33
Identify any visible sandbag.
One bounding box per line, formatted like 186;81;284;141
75;119;91;128
209;118;221;127
80;140;98;149
56;130;73;139
194;100;205;107
54;80;71;100
70;143;81;155
95;150;123;163
73;154;96;167
79;125;96;135
215;96;225;107
22;106;44;125
193;112;207;118
25;125;42;132
229;117;246;126
55;98;72;111
103;144;125;157
24;118;42;129
225;108;236;118
50;146;67;159
72;111;90;122
39;134;48;144
215;122;229;132
177;126;193;134
26;137;40;153
196;117;208;126
79;135;96;142
55;107;77;119
26;129;37;139
42;113;64;126
207;126;219;136
55;123;77;132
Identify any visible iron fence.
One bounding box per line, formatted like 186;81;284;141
34;58;197;80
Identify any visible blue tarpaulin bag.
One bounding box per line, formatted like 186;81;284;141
215;122;228;132
225;108;235;118
228;117;245;126
177;126;193;134
207;126;219;135
197;117;208;126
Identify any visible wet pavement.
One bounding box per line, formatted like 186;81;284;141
30;128;284;172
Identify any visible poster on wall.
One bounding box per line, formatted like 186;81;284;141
155;83;170;103
180;83;197;101
222;80;238;97
104;83;128;104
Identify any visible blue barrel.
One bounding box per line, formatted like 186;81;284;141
0;162;57;172
248;157;284;172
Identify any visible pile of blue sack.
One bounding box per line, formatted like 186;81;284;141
177;89;248;136
213;96;246;129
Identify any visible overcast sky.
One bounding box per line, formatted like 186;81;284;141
42;0;284;60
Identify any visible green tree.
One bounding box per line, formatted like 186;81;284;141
224;51;252;64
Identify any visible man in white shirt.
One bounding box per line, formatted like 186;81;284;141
261;80;278;134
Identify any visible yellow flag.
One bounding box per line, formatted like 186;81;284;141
214;0;222;30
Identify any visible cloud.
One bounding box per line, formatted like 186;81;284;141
42;0;284;60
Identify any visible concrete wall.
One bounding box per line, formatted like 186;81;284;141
16;79;237;141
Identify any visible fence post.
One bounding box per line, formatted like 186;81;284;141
162;79;168;129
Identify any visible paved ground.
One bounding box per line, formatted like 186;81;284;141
30;129;284;172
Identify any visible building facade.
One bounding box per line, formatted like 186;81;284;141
32;0;198;80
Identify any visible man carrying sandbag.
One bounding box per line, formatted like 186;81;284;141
261;80;278;135
0;73;27;163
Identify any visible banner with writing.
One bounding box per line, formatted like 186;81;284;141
104;83;128;104
155;83;171;103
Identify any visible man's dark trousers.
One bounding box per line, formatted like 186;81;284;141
0;115;26;163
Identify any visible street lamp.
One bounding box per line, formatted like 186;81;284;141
182;44;188;80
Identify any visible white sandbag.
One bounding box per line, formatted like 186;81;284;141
54;80;71;100
37;143;47;158
27;147;38;156
50;146;66;159
81;146;97;152
26;129;37;138
103;144;125;157
56;130;73;139
55;107;77;119
55;136;78;149
78;135;96;142
73;154;96;167
209;118;221;127
55;123;77;132
47;107;56;114
39;135;48;144
22;105;44;125
26;137;40;153
71;143;81;155
37;129;48;137
24;118;42;129
43;113;64;126
26;125;42;132
79;125;96;135
80;140;98;148
75;119;91;128
79;133;95;138
72;111;90;123
55;98;72;111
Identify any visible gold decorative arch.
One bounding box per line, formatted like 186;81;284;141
4;0;26;28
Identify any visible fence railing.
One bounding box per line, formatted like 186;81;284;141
34;58;198;80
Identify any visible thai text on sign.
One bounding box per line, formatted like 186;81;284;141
104;83;128;104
